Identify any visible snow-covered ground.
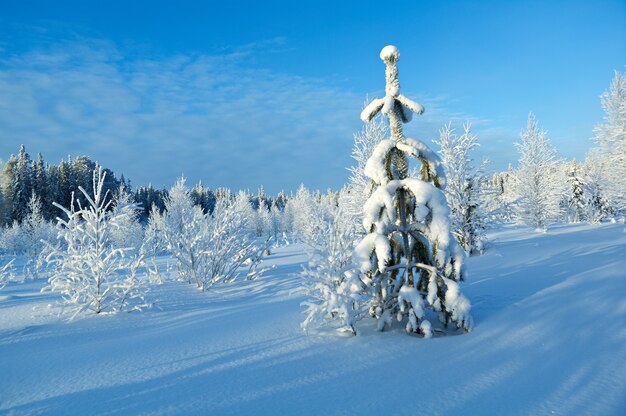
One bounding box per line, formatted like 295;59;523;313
1;223;625;415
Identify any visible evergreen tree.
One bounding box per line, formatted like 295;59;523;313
13;145;33;223
0;156;18;225
355;46;471;335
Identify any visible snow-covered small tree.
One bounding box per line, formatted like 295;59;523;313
43;167;149;317
356;46;471;336
344;113;388;229
582;151;611;224
0;258;16;290
109;185;143;252
514;113;563;230
435;122;487;254
142;204;168;257
287;185;331;246
22;194;55;278
0;194;55;263
161;179;267;291
562;160;587;223
301;203;365;334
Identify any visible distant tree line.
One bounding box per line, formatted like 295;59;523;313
0;145;290;226
0;145;123;225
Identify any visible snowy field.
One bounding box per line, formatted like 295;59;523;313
1;223;626;415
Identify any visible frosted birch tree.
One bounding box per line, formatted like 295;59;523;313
514;113;562;230
593;70;626;215
344;113;388;231
355;45;472;336
435;123;486;254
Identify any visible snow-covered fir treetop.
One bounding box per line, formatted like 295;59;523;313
379;45;400;62
360;46;444;188
361;45;424;136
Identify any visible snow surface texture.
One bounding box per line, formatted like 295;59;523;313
1;224;626;415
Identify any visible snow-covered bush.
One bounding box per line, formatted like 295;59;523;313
435;123;487;255
485;167;517;224
0;195;54;257
301;204;364;334
286;185;332;247
0;221;25;254
582;153;611;224
0;258;16;290
142;204;168;257
43;167;150;317
301;111;387;335
561;160;588;223
161;178;267;291
344;113;388;229
513;113;563;230
109;186;143;252
356;45;472;335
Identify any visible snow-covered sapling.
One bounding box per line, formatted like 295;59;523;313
356;45;472;335
0;258;16;290
43;167;150;317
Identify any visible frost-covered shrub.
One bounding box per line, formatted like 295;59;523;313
43;167;150;317
109;186;143;252
0;196;55;257
286;185;332;247
301;205;365;334
161;179;268;291
356;45;472;335
0;221;25;254
0;258;16;290
142;204;168;257
435;123;487;255
485;167;517;224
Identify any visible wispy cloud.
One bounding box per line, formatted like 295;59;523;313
0;36;505;193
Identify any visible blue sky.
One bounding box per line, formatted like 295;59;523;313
0;0;624;194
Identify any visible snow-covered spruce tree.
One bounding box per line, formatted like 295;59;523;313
43;167;149;317
435;122;486;255
513;113;563;230
356;46;471;335
593;70;626;215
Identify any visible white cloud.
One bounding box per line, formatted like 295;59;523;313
0;37;505;193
